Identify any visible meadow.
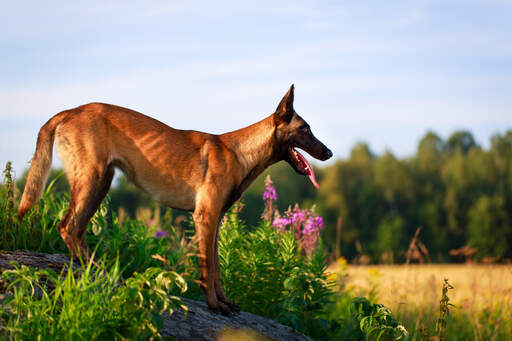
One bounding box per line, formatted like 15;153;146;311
1;161;511;340
0;162;407;340
334;263;512;340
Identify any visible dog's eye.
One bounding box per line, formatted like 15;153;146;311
302;126;310;134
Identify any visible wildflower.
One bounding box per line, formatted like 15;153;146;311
262;175;277;221
302;215;324;255
155;230;169;238
291;210;306;224
260;177;325;256
262;175;277;201
302;231;319;256
272;216;291;229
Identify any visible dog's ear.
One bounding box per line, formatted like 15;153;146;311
275;84;294;123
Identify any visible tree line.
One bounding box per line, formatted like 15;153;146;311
242;130;512;263
12;129;512;263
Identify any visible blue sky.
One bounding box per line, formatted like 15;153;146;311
1;1;511;175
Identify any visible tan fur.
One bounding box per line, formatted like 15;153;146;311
17;86;332;314
18;112;70;220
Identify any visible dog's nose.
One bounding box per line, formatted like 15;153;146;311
325;148;333;159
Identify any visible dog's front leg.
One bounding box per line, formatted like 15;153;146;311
193;204;231;315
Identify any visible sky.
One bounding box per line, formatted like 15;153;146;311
1;1;511;176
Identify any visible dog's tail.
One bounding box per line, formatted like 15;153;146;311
17;111;69;220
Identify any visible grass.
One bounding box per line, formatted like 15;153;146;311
1;161;408;340
2;158;510;340
1;259;188;340
337;263;512;340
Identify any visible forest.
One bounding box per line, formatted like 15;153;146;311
15;129;512;264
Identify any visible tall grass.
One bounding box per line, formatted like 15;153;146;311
0;162;68;253
1;259;187;340
1;162;408;340
343;264;512;340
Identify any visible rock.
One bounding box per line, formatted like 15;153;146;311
161;297;312;341
0;250;313;341
0;250;73;272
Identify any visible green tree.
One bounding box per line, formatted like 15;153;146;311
413;131;447;259
372;214;406;263
445;130;478;155
467;195;511;259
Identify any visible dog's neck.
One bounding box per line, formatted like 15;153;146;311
220;115;278;185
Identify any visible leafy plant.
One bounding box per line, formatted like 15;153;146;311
349;297;409;341
0;259;187;340
0;162;68;253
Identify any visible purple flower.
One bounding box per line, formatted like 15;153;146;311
263;175;277;201
263;187;277;201
302;231;319;256
313;216;324;230
291;211;306;224
155;230;169;238
272;217;291;228
263;179;277;201
262;175;277;221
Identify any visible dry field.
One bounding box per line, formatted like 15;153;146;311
343;264;512;311
330;263;512;339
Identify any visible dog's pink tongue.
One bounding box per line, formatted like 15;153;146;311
296;151;319;189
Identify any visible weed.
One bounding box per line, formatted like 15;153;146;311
0;259;187;340
434;278;454;341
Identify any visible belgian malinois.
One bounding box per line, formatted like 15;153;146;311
18;85;332;314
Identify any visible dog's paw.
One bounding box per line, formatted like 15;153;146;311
208;301;232;316
225;300;241;313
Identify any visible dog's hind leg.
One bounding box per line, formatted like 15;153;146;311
58;164;115;261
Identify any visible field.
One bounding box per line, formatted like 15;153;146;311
335;263;512;340
1;161;511;340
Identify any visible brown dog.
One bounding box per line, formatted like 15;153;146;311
17;85;332;314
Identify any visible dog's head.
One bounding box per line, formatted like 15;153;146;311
273;85;333;188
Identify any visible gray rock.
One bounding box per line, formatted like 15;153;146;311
161;297;312;341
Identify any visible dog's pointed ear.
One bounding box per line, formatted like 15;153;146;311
275;84;294;123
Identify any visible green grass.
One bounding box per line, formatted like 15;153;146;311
1;162;408;340
1;259;187;340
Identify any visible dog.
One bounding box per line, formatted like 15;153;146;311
17;85;332;314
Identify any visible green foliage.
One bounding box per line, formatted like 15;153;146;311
373;214;405;262
12;129;512;262
445;130;478;155
88;207;198;282
7;153;512;339
236;130;512;262
218;205;406;340
349;297;408;340
0;260;187;340
1;161;409;340
467;195;510;259
1;165;68;253
218;207;332;334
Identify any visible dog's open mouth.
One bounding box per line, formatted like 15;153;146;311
289;147;319;189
